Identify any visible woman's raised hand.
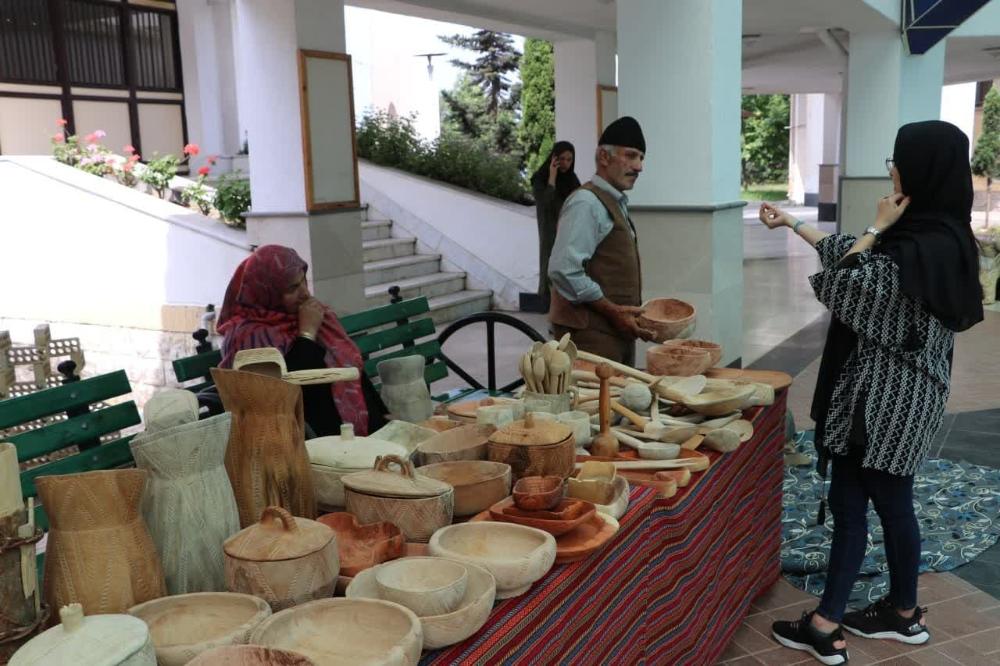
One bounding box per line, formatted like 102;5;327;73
298;297;325;339
759;203;794;230
875;193;911;232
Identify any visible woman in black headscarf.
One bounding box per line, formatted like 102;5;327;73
531;141;580;309
759;121;983;665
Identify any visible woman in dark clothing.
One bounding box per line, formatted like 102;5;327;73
760;121;983;665
531;141;580;307
217;245;387;437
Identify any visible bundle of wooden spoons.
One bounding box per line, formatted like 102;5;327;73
519;335;575;394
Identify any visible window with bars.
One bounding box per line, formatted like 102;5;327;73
130;8;179;90
0;0;58;84
64;0;125;87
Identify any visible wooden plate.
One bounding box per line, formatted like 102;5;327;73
488;497;595;536
704;367;792;390
470;510;619;565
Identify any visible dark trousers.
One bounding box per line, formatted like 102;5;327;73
816;450;921;623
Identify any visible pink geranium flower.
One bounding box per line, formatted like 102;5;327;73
183;143;200;156
124;144;135;154
207;155;218;166
84;133;97;144
52;133;64;143
94;129;106;139
198;166;211;177
56;118;67;127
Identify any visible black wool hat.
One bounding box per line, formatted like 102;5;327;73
599;116;645;153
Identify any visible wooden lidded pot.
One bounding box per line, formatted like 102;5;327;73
223;506;339;611
487;413;575;481
343;455;454;543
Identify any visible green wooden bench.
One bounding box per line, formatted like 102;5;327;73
0;368;140;537
172;295;460;399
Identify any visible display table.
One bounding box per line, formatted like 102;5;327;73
422;391;787;665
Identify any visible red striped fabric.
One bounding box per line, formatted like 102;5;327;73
421;394;786;665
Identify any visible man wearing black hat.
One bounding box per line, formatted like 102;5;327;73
547;116;654;365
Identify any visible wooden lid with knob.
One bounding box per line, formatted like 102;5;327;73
489;412;573;447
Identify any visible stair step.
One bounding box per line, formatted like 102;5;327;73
365;272;467;306
364;254;441;286
361;220;392;241
426;290;492;325
363;237;415;263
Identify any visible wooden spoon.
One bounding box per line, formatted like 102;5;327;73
548;350;571;395
533;356;547;395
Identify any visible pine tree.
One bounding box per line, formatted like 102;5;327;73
972;86;1000;228
440;30;521;116
518;38;555;173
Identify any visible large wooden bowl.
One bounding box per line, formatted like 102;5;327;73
316;513;405;577
428;522;556;599
416;461;512;517
347;558;497;650
638;298;696;342
662;339;723;367
249;598;422;666
416;424;496;465
128;592;272;666
646;344;712;377
187;645;315;665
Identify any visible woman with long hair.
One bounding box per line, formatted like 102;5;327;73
216;244;388;437
762;121;983;665
531;141;580;308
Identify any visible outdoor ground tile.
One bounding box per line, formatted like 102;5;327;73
718;639;748;662
751;579;816;612
908;646;963;665
924;597;1000;638
869;656;929;665
731;624;775;655
744;646;820;665
936;640;1000;665
847;634;927;662
951;561;1000;596
715;655;760;666
961;628;1000;655
951;409;1000;435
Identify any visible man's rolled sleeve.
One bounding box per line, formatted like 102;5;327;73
547;193;611;304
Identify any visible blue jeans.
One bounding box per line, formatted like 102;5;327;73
815;450;921;623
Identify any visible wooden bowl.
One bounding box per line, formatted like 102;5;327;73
417;461;512;517
188;645;315;665
554;513;620;564
683;385;756;416
316;513;405;577
512;476;564;511
347;558;497;650
638;298;696;342
590;476;630;520
428;522;556;599
375;557;468;617
249;598;422;665
663;339;723;367
490;497;596;536
646;344;712;377
128;592;272;666
416;424;496;465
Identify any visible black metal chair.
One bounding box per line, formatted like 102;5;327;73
436;312;546;394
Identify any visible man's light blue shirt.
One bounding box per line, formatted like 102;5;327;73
547;175;633;304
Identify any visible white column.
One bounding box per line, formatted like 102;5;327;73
789;94;840;206
818;93;842;221
234;0;365;313
176;0;226;171
840;32;944;235
941;82;977;159
617;0;743;366
555;39;599;182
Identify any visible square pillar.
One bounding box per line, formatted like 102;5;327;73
840;32;944;237
617;0;744;367
234;0;365;313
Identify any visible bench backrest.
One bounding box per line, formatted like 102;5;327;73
171;296;445;390
0;370;139;530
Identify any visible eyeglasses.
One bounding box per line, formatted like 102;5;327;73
885;158;895;173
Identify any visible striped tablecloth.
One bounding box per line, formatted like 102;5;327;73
422;392;786;665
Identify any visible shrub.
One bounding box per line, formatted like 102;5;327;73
181;156;217;216
214;172;251;228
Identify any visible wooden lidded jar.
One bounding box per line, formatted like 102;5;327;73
487;413;576;480
223;507;339;612
342;455;454;543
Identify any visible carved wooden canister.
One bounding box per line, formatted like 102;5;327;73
35;469;167;619
223;506;339;611
211;368;316;526
130;412;240;594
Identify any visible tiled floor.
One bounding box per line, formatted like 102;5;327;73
717;575;1000;665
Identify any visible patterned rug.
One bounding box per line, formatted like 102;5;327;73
781;430;1000;608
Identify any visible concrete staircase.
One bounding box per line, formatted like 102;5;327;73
361;207;492;324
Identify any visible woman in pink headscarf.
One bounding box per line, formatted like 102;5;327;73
217;245;387;436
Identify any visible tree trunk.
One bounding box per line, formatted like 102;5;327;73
986;178;992;229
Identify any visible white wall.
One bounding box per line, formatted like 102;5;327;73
360;161;536;310
0;157;250;329
941;82;978;159
554;39;600;182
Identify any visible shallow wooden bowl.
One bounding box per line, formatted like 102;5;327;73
663;339;723;367
554;513;620;564
490;497;596;536
589;475;630;520
128;592;272;666
512;475;564;511
375;557;468;617
416;424;496;465
638;298;696;342
646;344;712;377
347;558;497;649
428;522;556;599
316;512;405;577
187;645;315;665
417;460;512;517
249;598;422;666
684;385;756;417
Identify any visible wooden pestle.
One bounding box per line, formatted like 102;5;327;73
591;363;619;457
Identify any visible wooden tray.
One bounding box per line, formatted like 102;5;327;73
704;367;792;390
470;510;619;565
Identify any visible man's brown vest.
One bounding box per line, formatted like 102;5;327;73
549;182;642;334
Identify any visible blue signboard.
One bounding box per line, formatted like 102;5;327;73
902;0;990;54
